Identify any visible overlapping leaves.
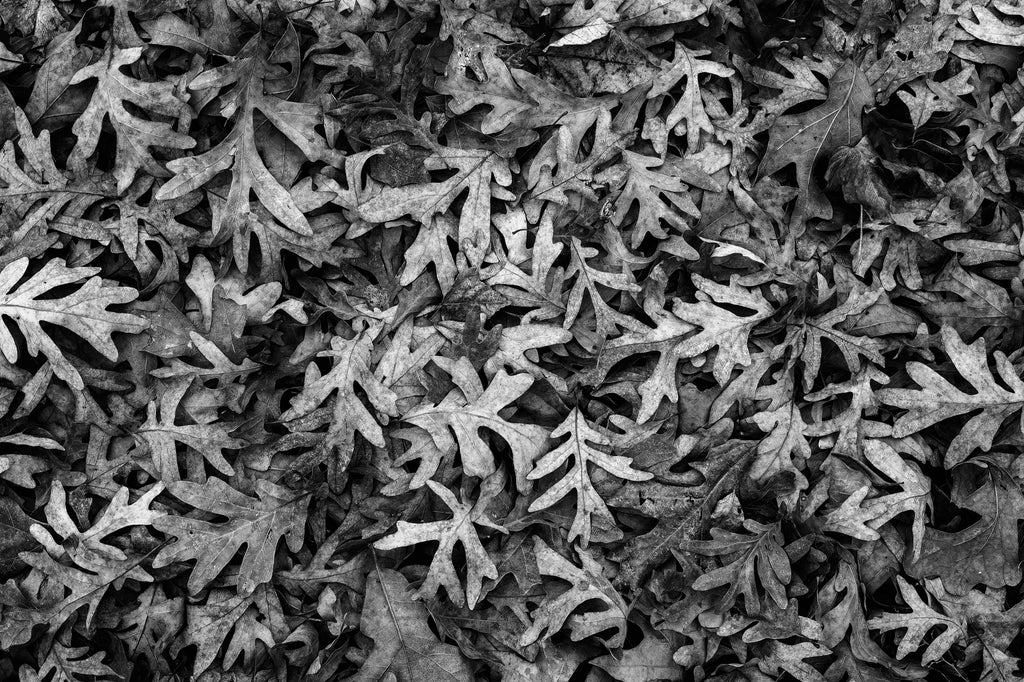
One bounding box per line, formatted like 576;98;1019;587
0;0;1022;680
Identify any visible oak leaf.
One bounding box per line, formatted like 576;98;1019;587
904;459;1024;594
610;150;706;250
282;326;399;483
609;432;754;590
485;207;566;323
689;520;791;616
403;359;547;490
374;479;504;608
167;587;279;676
113;585;184;675
359;146;513;269
867;576;966;666
30;480;164;570
19;642;120;682
527;407;651;547
959;6;1024;46
437;50;616;138
0;257;148;390
349;568;474;682
0;481;159;648
133;378;242;482
519;537;628;648
649;44;734;150
878;326;1024;468
758;60;873;223
756;641;831;682
821;440;930;559
153;478;309;595
563;236;645;345
155;30;338;240
69;45;194;192
598;275;772;422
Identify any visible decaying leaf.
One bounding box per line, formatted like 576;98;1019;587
596;275;772;422
758;60;874;223
69;45;195;192
527;407;651;547
878;326;1024;468
374;479;505;608
133;377;242;481
689;520;792;616
154;29;339;243
904;459;1024;595
0;257;148;389
403;360;548;490
519;537;628;648
867;576;966;665
351;568;474;682
20;641;121;682
282;325;399;484
1;1;1021;679
153;478;309;595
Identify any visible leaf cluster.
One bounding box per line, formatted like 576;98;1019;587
0;0;1022;680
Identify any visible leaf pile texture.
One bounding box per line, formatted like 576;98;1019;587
0;0;1023;680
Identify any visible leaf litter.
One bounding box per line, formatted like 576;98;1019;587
0;0;1022;680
